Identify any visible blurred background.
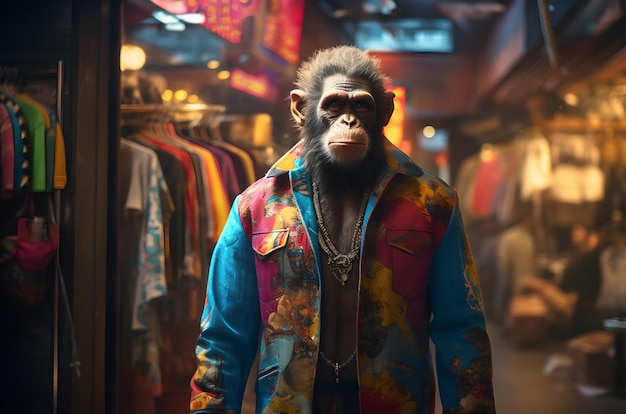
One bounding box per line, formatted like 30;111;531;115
1;0;626;413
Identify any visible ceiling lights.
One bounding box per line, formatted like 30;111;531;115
152;10;206;31
120;44;146;71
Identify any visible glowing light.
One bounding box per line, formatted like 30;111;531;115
383;85;406;146
480;143;495;162
187;94;200;103
120;44;146;71
153;11;179;24
161;89;173;102
164;22;186;31
230;68;279;102
217;70;231;80
177;13;206;24
174;89;189;101
422;125;436;138
261;0;305;64
563;93;579;106
207;60;220;69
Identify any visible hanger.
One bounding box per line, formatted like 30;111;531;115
0;66;20;95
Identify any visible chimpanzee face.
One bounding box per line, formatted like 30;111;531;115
291;73;390;169
315;74;377;166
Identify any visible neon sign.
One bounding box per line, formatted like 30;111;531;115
384;85;406;147
230;68;279;102
261;0;304;65
151;0;260;43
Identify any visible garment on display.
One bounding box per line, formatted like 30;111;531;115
0;60;78;413
117;94;272;413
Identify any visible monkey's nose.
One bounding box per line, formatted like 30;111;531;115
342;115;358;128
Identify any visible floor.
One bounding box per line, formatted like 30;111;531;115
484;323;626;414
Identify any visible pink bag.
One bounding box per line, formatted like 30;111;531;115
0;193;59;307
13;215;59;271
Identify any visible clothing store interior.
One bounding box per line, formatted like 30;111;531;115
1;0;626;413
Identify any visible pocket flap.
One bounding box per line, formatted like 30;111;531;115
252;229;289;257
387;228;432;255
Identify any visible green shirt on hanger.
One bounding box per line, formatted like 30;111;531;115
15;95;46;191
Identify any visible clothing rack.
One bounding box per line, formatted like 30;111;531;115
120;103;226;126
2;59;71;414
118;99;261;414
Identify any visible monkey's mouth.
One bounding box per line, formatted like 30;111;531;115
328;141;368;164
329;141;366;148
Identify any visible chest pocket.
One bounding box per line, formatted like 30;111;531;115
387;227;434;300
252;229;289;306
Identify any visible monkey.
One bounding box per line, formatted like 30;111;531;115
190;45;495;414
288;47;397;413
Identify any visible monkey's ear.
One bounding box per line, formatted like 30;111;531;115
380;91;395;126
290;89;306;126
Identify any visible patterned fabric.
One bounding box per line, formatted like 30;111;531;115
190;139;495;414
14;96;45;191
18;93;51;192
0;93;29;190
120;139;169;331
0;104;14;194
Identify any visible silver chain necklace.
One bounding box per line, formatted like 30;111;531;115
312;182;368;286
319;348;357;384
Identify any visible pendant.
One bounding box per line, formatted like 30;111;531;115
340;274;348;285
334;363;340;384
336;255;351;268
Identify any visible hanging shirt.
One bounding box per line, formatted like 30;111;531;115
519;135;552;201
454;155;480;222
121;138;170;331
0;104;14;196
471;155;505;218
496;224;536;311
18;94;53;189
597;244;626;312
16;93;67;190
0;93;28;190
52;117;67;190
550;163;605;204
15;95;46;191
138;132;201;281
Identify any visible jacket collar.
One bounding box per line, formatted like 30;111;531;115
265;138;424;178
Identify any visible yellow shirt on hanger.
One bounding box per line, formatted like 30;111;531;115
52;121;67;189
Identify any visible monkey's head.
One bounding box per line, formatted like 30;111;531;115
290;46;395;194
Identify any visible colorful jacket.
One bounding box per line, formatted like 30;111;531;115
190;139;495;413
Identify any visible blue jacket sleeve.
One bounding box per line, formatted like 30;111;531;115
428;197;496;413
191;196;261;413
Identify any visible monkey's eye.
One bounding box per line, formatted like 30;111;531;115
353;100;372;112
324;99;341;111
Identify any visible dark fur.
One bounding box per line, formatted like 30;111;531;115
295;46;390;195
